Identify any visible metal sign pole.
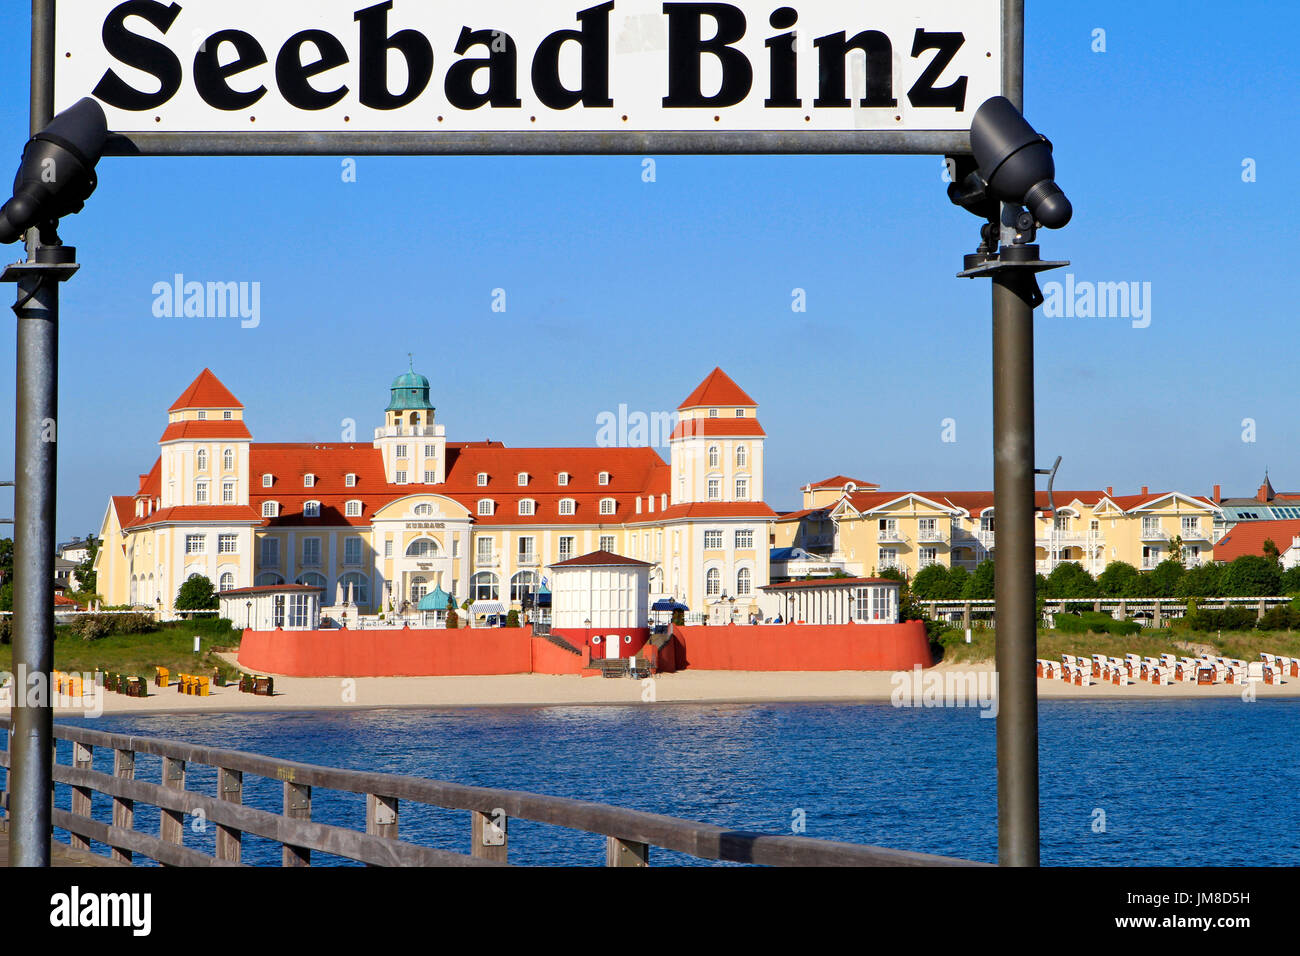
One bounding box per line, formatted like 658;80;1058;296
7;0;59;868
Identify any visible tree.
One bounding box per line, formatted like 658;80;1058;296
1263;538;1280;563
1044;562;1096;598
175;575;218;611
445;595;459;629
1096;561;1141;597
947;565;970;597
1167;534;1186;567
1177;562;1222;598
1220;554;1281;597
74;534;99;594
1145;559;1185;598
910;564;954;600
964;559;995;599
1280;564;1300;595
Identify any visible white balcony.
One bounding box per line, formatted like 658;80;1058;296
373;424;446;439
1179;526;1209;541
975;530;996;549
916;528;949;545
475;554;499;568
516;554;540;567
1140;526;1170;541
877;529;908;544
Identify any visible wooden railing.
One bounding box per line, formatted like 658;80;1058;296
0;719;984;867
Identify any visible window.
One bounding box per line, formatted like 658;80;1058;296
219;572;235;592
735;477;749;500
706;568;721;596
878;548;898;569
518;473;529;486
599;535;615;552
287;593;310;629
919;547;938;568
476;537;494;563
735;408;744;417
196;449;207;470
262;474;273;488
218;534;238;554
511;571;538;603
736;445;747;467
708;408;718;418
477;499;494;516
297;571;327;590
302;538;321;566
599;498;616;515
273;594;285;628
518;537;536;563
197;410;207;420
558;498;575;516
406;538;438;558
598;472;610;485
344;538;362;565
384;538;393;558
736;568;752;596
477;473;488;486
195;482;209;504
735;529;753;550
304;501;320;518
345;500;362;517
1182;516;1200;535
1183;545;1201;565
452;538;460;557
338;572;369;605
395;471;408;484
423;444;435;457
708;445;719;468
345;473;356;487
255;572;283;586
704;530;723;550
707;478;721;501
304;474;315;488
472;572;499;601
413;503;433;516
185;534;205;554
261;538;279;565
263;500;279;517
395;444;408;459
223;448;234;471
871;586;895;622
518;499;535;516
558;472;569;486
1142;545;1160;569
409;575;428;603
424;470;436;484
222;481;235;504
558;536;575;561
980;514;994;532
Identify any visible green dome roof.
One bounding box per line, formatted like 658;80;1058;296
386;362;434;413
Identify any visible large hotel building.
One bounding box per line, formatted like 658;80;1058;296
94;366;776;616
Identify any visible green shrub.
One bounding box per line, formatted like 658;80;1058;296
1187;607;1257;632
505;609;520;628
0;615;10;645
1052;610;1141;636
1258;605;1300;631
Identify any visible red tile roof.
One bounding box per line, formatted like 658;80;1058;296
159;420;252;443
1102;492;1218;512
807;475;879;490
220;583;323;596
762;577;899;590
126;506;262;529
667;418;766;440
1211;520;1300;562
550;549;653;568
110;495;135;529
631;502;777;523
169;369;243;411
677;367;757;410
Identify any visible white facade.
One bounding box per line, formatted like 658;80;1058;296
551;562;650;630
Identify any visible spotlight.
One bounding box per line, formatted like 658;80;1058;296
0;98;108;244
968;95;1071;229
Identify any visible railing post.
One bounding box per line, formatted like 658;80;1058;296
160;756;186;845
69;740;93;851
282;781;311;866
366;793;399;840
606;836;649;867
216;767;242;863
471;808;508;863
111;748;135;864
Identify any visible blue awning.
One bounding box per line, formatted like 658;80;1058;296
652;599;689;611
416;587;452;611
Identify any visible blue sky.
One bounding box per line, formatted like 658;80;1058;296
0;1;1296;540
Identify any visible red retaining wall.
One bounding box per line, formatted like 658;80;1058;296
654;621;932;673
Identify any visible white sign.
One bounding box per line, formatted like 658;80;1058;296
52;0;1003;150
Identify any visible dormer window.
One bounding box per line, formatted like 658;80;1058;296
345;500;362;517
345;473;356;487
558;472;570;486
413;503;433;516
262;501;279;518
304;501;321;518
599;498;616;515
262;474;273;488
518;499;535;516
477;473;489;487
223;410;233;420
735;409;745;417
518;473;529;486
559;498;576;516
477;499;494;516
304;474;315;488
197;410;207;420
708;408;718;417
598;472;610;485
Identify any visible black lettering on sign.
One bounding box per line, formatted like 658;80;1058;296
276;30;350;110
194;29;267;110
531;1;614;110
91;0;183;110
355;0;434;110
813;30;895;108
662;2;753;108
444;27;522;109
907;30;968;110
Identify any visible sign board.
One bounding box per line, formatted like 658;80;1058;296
52;0;1008;154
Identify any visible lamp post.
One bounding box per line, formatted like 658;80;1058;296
245;600;252;630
